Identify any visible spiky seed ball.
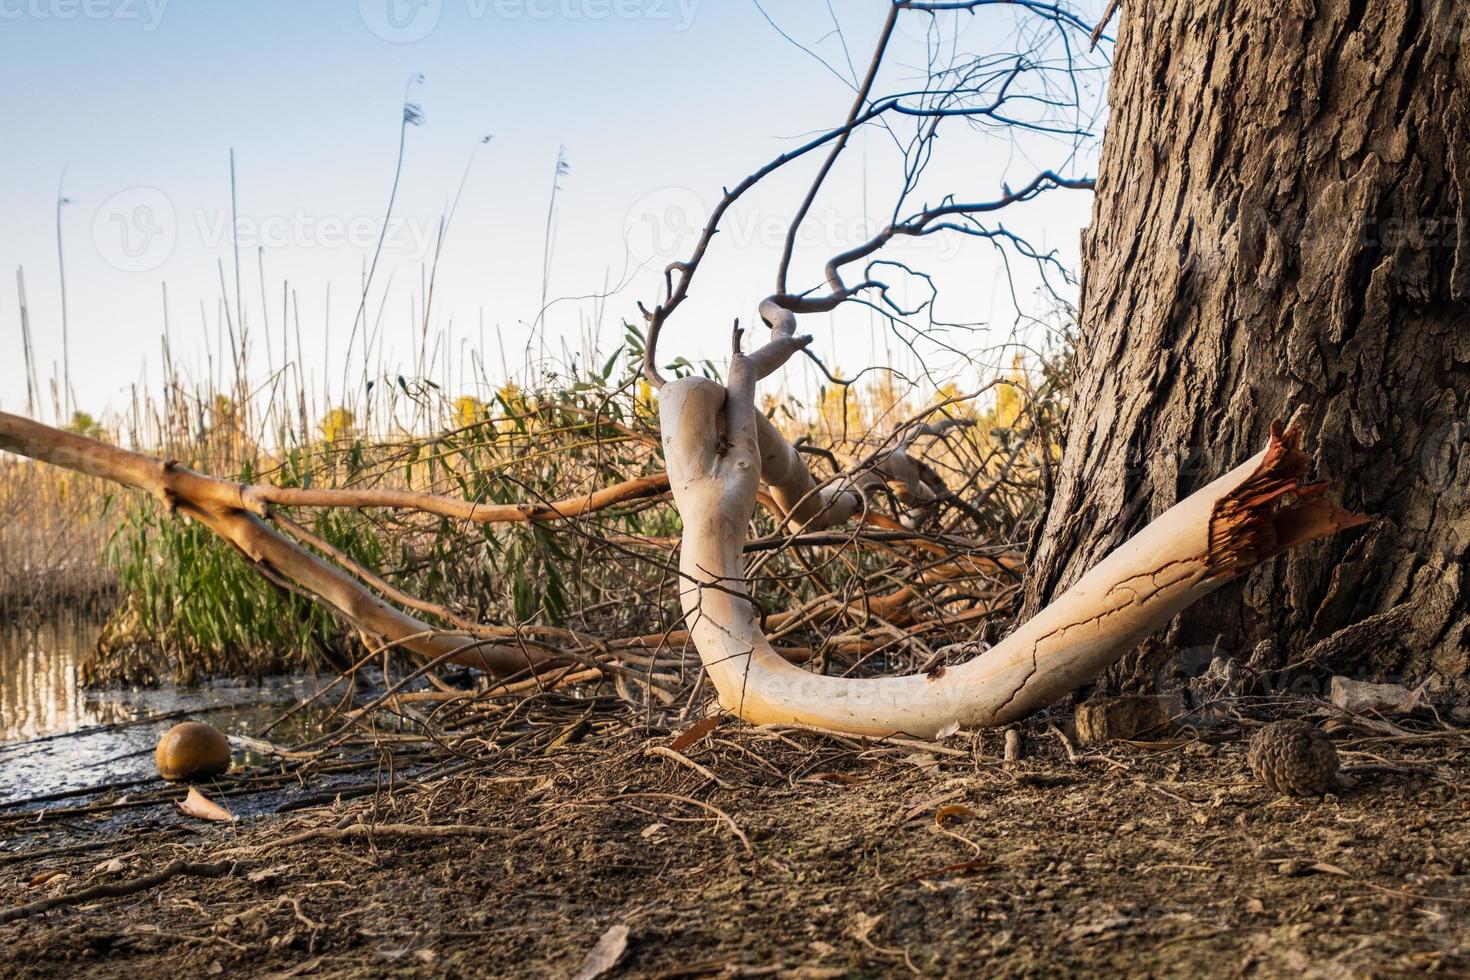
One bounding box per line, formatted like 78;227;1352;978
156;721;231;783
1247;719;1339;797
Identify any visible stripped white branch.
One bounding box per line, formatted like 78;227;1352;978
659;359;1365;739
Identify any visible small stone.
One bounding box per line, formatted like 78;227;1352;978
1328;676;1414;714
92;857;127;876
1247;720;1340;797
1074;695;1171;744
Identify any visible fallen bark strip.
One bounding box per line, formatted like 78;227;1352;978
0;860;234;924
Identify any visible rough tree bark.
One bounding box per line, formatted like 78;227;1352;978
1026;0;1470;683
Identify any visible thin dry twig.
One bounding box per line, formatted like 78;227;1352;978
0;859;235;924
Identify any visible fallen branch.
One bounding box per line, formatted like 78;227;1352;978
659;325;1368;738
0;411;647;676
242;472;669;523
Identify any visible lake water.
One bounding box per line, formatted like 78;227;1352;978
0;618;324;803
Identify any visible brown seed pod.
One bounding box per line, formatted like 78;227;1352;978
1247;719;1340;797
155;721;232;783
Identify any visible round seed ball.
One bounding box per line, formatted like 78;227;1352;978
155;721;232;783
1247;719;1339;797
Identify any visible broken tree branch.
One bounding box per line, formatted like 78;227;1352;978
0;411;579;676
660;346;1368;737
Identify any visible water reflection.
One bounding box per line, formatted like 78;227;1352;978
0;617;127;740
0;618;327;801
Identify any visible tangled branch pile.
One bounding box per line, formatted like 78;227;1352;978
27;343;1069;717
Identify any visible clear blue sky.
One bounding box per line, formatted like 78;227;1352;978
0;0;1109;426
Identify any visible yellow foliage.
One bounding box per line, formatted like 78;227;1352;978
453;395;487;429
497;383;529;416
495;383;536;436
67;411;103;439
994;353;1027;429
636;379;657;419
819;379;865;440
864;375;909;425
320;407;355;443
935;382;976;420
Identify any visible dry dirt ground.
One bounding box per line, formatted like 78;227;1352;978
2;707;1468;978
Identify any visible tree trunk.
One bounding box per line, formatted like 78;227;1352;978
1026;0;1470;685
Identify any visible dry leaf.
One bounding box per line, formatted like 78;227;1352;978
898;788;968;823
521;775;557;801
935;803;976;826
92;857;127;876
573;923;630;980
670;717;719;753
640;823;667;840
934;720;961;739
178;786;236;822
26;869;68;888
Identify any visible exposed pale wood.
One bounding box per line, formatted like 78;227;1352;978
658;350;1364;737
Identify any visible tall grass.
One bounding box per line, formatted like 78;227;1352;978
0;444;117;621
